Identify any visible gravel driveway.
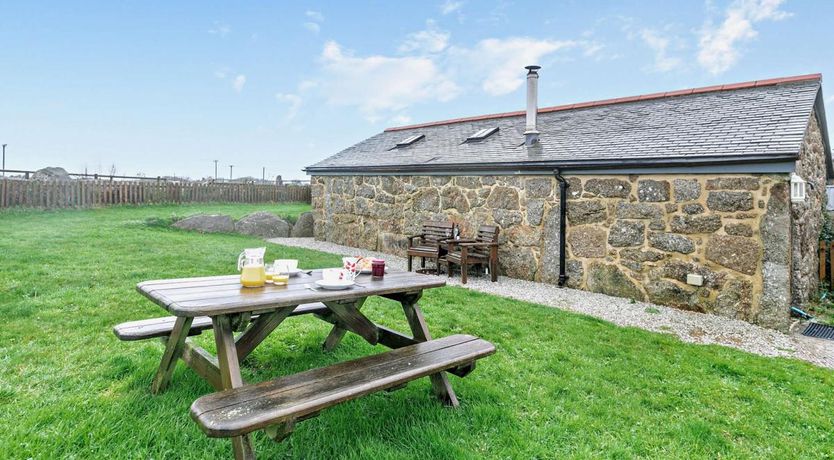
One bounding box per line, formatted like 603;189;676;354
268;237;834;370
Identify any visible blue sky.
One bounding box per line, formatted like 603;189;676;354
1;0;831;180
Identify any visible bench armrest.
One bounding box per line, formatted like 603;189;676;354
406;233;426;247
458;242;499;247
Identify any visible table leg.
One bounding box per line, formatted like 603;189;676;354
322;298;377;347
235;308;294;361
151;316;194;394
322;326;347;351
399;293;459;407
213;315;256;460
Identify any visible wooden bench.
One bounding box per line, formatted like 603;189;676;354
113;303;330;341
406;220;456;272
440;225;501;284
190;334;495;440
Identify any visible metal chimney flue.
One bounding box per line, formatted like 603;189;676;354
524;65;541;147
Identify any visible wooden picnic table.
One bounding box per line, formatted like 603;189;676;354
134;269;470;459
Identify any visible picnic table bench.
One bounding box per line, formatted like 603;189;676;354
115;270;494;459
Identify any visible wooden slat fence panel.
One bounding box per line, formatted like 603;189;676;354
0;179;311;209
820;241;834;289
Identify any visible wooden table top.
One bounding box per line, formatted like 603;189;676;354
137;270;446;317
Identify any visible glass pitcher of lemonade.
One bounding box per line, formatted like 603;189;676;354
238;247;266;288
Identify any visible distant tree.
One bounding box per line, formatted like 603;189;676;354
109;164;117;176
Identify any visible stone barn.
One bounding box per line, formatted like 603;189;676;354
306;69;832;330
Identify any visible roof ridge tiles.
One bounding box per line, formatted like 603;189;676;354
383;73;821;132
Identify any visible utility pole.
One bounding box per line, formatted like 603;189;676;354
2;144;6;176
213;160;218;180
262;167;265;182
229;165;234;181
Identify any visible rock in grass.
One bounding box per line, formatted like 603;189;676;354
235;212;290;238
173;214;235;233
291;212;315;237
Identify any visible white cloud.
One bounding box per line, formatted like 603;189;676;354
318;41;459;121
306;10;324;22
398;20;450;54
698;0;791;75
276;93;303;120
450;37;580;95
639;29;683;72
303;10;324;34
233;75;246;93
440;0;463;15
208;22;231;37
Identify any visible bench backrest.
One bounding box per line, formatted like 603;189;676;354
471;225;500;256
421;221;455;246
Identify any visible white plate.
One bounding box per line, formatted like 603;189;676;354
282;268;303;277
315;279;354;290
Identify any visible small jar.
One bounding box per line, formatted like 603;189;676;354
371;259;385;279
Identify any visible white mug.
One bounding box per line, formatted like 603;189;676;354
322;268;347;282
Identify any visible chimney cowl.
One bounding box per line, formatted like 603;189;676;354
524;65;540;147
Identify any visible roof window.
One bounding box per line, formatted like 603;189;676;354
465;127;499;142
395;134;425;148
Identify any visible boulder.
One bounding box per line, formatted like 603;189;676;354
714;279;752;320
173;214;235;233
608;220;645;247
705;234;760;275
645;280;700;311
441;187;470;212
670;215;722;234
412;188;440;212
637;180;671;202
725;222;753;237
584;178;631;198
586;263;644;300
705;177;760;191
655;260;725;288
525;178;553;198
620;248;666;262
706;191;754;212
526;199;544;226
235;212;290;238
32;166;71;181
568;226;607;258
487;186;520;210
648;232;695;254
616;202;663;220
291;212;315;237
682;203;705;215
567;200;606;225
673;179;701;202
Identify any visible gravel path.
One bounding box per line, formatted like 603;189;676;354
268;237;834;370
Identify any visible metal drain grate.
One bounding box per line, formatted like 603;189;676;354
802;322;834;340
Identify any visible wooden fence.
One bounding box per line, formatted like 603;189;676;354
820;241;834;288
0;179;311;209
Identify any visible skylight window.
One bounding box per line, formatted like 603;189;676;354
466;127;499;142
395;134;425;147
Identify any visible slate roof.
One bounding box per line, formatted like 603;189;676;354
306;74;830;174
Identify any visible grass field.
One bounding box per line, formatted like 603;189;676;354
1;204;833;459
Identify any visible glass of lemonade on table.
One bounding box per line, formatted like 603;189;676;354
238;247;267;288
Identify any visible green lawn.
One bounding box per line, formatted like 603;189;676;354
1;204;833;459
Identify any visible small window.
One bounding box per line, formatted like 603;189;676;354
466;127;499;142
395;134;425;147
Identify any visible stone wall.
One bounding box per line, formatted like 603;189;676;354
791;113;827;305
312;172;797;329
